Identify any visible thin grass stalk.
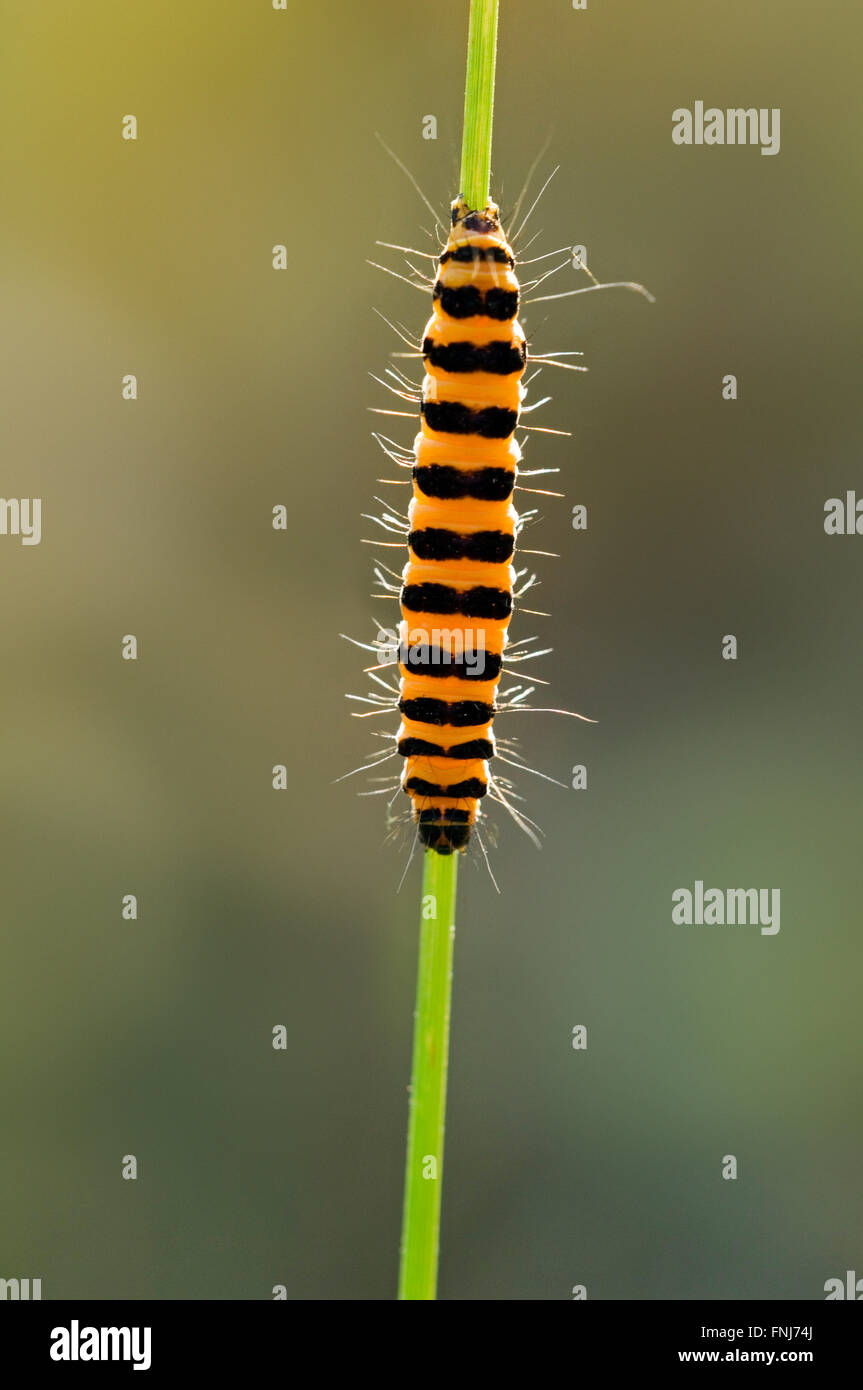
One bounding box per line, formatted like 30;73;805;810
397;850;458;1299
459;0;499;210
397;0;500;1301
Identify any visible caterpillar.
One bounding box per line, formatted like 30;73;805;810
397;197;523;856
348;165;650;865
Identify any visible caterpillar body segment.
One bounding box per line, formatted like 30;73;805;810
399;199;526;855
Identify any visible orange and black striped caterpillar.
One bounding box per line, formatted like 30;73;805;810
348;191;554;864
397;197;524;855
348;166;652;863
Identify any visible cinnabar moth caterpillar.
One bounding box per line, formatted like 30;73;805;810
351;173;647;861
398;198;524;855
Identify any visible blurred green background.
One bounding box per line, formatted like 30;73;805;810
2;0;861;1300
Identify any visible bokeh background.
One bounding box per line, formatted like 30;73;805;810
2;0;861;1300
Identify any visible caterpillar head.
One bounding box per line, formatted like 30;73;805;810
450;197;502;235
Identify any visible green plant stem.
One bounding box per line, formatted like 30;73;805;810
397;850;458;1300
459;0;499;210
398;0;499;1302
